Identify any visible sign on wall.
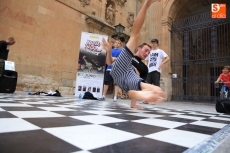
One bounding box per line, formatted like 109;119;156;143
75;32;108;98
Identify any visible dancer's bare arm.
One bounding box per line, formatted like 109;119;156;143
102;38;113;65
126;0;160;53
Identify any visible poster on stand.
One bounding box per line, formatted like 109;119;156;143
75;32;108;98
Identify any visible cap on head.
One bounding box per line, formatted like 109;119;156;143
151;39;159;44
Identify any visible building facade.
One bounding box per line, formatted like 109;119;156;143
0;0;229;101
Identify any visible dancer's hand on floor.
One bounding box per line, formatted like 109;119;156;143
131;105;143;109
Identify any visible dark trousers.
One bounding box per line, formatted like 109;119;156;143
0;59;5;77
146;71;160;87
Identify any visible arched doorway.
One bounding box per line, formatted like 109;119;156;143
170;1;230;102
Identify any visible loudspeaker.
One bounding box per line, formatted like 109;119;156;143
0;70;18;93
216;99;230;114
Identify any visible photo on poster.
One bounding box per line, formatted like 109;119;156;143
77;33;107;74
78;86;82;91
82;86;86;91
92;87;96;92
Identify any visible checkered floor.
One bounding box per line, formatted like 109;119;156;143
0;94;230;153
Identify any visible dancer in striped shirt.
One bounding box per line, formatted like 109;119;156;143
102;0;165;109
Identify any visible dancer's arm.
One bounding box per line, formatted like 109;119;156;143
102;38;113;65
126;0;160;53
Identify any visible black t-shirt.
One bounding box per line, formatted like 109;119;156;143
0;40;9;60
132;55;148;80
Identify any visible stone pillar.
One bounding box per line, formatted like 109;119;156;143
161;17;172;101
101;0;107;22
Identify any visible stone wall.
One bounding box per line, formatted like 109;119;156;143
0;0;85;94
0;0;144;95
2;0;197;98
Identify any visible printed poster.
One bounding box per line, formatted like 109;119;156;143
5;61;15;71
75;32;108;98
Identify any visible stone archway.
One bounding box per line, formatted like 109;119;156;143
161;0;230;102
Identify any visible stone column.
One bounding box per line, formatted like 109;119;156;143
161;17;172;101
101;0;107;22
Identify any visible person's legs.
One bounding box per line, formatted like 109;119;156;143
113;85;119;102
100;71;113;100
142;72;156;104
227;87;230;98
152;71;161;87
146;73;153;84
102;84;109;97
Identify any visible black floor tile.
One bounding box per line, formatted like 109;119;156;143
105;114;148;120
0;130;80;153
90;137;187;153
175;124;220;135
0;107;45;111
183;114;213;118
0;111;17;118
203;118;230;124
53;111;96;116
217;115;230;118
102;121;168;136
145;111;175;116
24;117;92;128
28;104;57;107
155;117;197;123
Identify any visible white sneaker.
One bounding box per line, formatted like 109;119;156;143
98;96;105;101
113;96;117;102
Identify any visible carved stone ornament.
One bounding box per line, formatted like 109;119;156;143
105;4;115;25
79;0;90;7
126;12;134;31
114;0;127;6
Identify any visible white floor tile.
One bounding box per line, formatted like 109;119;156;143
133;118;186;128
171;114;205;120
190;121;227;128
127;113;163;118
71;151;92;153
44;124;141;150
31;101;56;103
209;116;230;121
0;99;13;102
0;108;5;111
22;102;48;105
145;129;210;148
83;110;121;115
9;111;65;118
71;115;126;124
150;108;166;111
54;105;81;108
38;107;76;111
156;111;183;115
0;118;40;133
90;108;115;111
0;103;32;107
